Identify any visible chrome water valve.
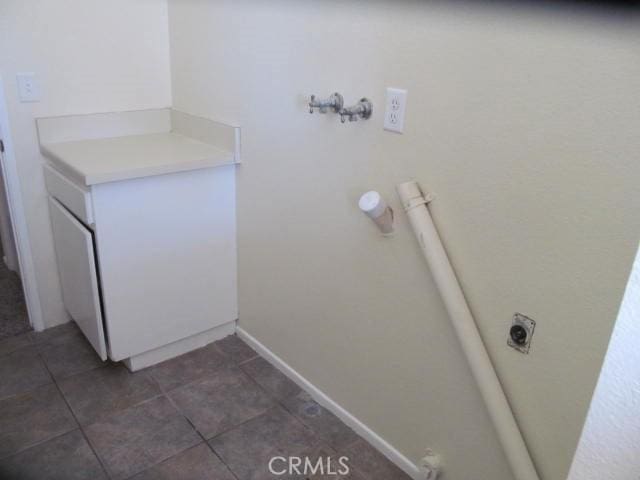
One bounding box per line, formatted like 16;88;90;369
309;92;344;114
339;98;373;123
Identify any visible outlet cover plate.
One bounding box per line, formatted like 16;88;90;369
16;73;41;102
384;87;407;134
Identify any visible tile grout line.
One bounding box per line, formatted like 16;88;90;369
147;343;273;442
63;364;194;479
0;331;34;358
223;351;342;478
9;334;372;480
208;403;282;443
236;342;369;480
238;356;338;447
231;345;360;453
0;339;64;460
91;387;199;480
236;353;260;366
205;445;242;480
218;334;260;366
146;342;294;480
0;424;75;462
24;342;234;480
150;367;242;480
35;349;113;480
85;369;188;479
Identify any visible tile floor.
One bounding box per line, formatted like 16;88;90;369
0;323;411;479
0;248;31;340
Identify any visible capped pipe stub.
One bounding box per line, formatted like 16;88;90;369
359;191;394;235
359;191;387;219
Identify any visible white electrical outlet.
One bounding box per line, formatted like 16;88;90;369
384;87;407;133
16;73;41;102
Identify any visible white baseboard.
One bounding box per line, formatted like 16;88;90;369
124;321;236;371
236;326;423;480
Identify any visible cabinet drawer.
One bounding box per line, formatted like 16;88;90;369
44;164;94;225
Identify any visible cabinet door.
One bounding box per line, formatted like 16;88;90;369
48;196;108;360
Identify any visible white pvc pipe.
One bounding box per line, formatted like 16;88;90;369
396;180;540;480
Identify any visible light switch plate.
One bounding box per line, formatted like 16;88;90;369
16;73;41;102
384;87;407;134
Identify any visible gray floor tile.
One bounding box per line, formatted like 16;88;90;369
0;429;106;480
209;406;322;480
37;329;106;381
0;283;26;299
0;383;77;459
30;322;80;345
0;287;26;306
0;332;33;357
0;301;30;340
0;278;23;300
281;391;360;450
85;395;200;480
0;324;409;480
241;356;300;401
0;345;52;400
148;343;229;392
129;443;236;480
215;335;258;364
169;364;275;439
342;438;413;480
57;363;161;426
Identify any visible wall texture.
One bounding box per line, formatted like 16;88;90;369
568;245;640;480
169;1;640;479
0;0;171;328
1;1;638;478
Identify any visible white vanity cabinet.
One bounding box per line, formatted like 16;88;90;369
38;109;240;371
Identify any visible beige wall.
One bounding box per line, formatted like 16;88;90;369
169;1;640;479
1;1;637;478
0;0;171;328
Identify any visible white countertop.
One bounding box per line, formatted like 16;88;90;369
41;132;236;186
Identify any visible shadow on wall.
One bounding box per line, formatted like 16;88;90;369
362;0;640;23
435;0;640;13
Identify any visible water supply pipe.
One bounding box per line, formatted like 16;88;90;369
396;180;540;480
